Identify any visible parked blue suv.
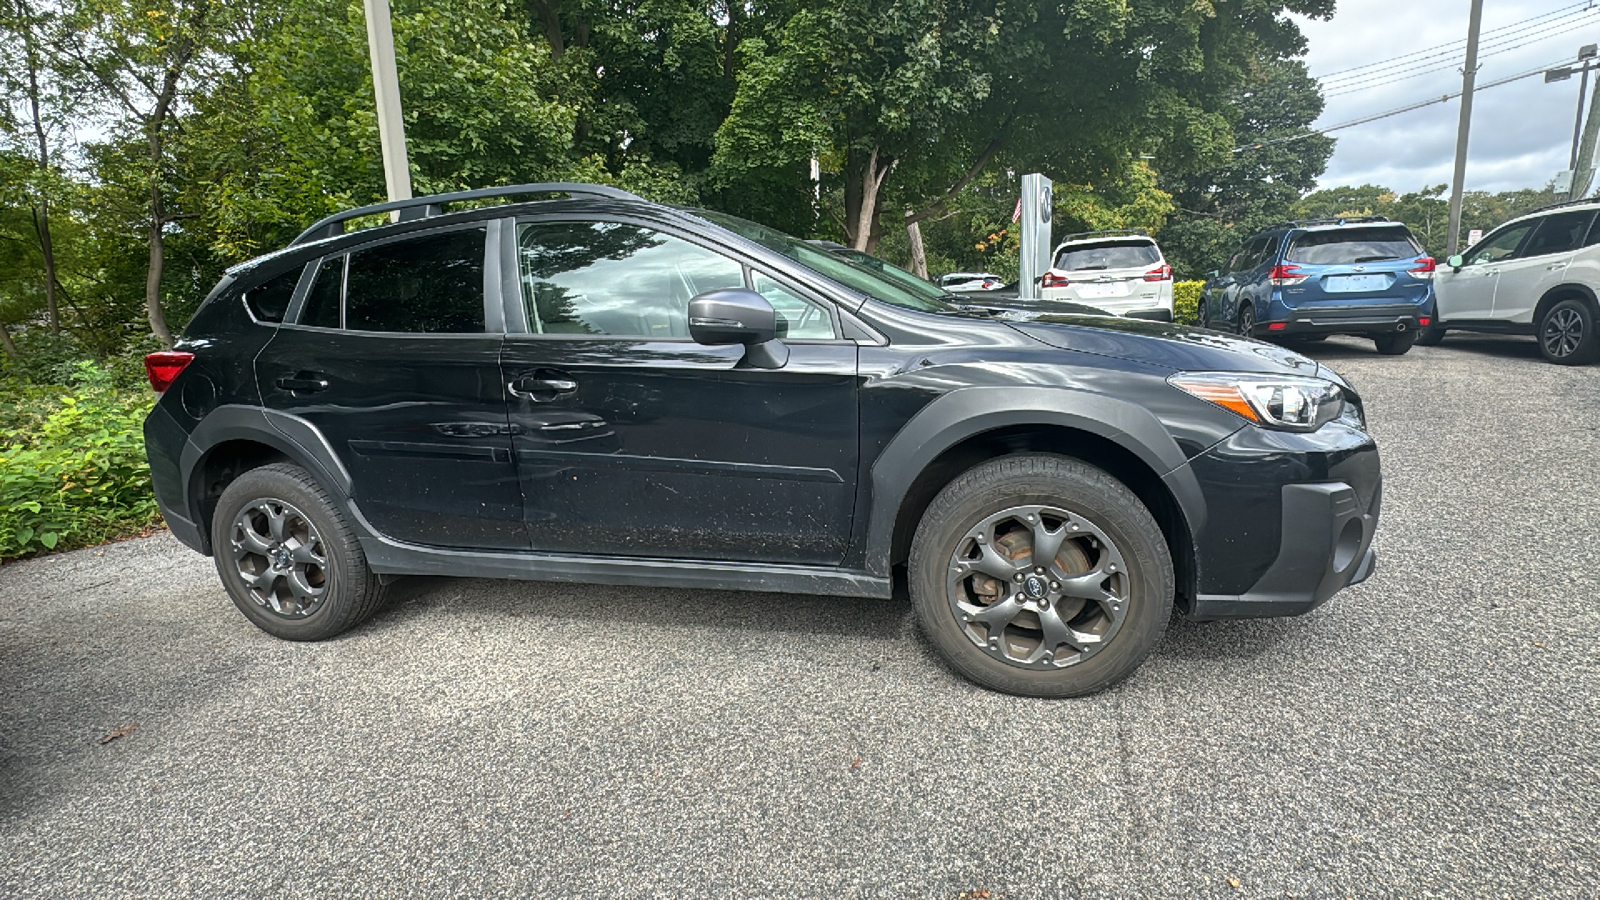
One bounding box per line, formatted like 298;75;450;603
1200;217;1436;355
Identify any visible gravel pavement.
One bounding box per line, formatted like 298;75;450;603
2;333;1598;899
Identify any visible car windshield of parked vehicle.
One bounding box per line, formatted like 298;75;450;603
692;209;951;312
1054;241;1160;271
833;249;952;303
1286;227;1422;265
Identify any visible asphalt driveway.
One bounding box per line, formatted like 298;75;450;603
2;333;1597;898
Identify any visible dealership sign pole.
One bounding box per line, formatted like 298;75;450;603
1018;174;1053;301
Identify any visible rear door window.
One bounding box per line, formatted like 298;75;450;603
1287;227;1421;265
1054;241;1160;272
345;228;487;333
1521;211;1595;257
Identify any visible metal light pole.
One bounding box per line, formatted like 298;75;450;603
1446;0;1484;258
1547;45;1600;199
363;0;412;206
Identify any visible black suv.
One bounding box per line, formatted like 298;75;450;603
143;183;1382;697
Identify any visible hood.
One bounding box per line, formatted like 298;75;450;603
1007;314;1336;382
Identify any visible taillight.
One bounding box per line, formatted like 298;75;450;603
1143;264;1172;282
1409;257;1435;280
1042;272;1070;288
144;351;194;393
1269;264;1307;286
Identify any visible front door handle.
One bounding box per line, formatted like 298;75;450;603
508;373;578;401
275;371;329;394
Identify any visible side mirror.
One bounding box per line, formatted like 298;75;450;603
688;289;788;369
1446;255;1464;270
1205;269;1220;281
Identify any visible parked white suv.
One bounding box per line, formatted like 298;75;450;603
1425;200;1600;364
1040;231;1174;320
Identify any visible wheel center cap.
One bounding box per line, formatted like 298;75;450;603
1023;575;1048;599
271;547;291;570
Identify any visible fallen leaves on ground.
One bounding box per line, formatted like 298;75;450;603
100;723;138;744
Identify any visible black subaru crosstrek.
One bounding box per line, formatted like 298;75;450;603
143;183;1382;697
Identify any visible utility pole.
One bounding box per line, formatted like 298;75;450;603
363;0;412;206
1446;0;1484;258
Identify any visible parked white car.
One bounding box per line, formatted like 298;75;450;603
1039;231;1174;320
939;271;1005;292
1426;199;1600;364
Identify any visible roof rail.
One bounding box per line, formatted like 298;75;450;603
1522;195;1600;216
289;182;645;246
1059;229;1149;242
1265;215;1392;232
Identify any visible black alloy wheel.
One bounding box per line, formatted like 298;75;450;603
909;454;1172;697
1237;303;1256;337
211;463;389;640
1539;298;1600;365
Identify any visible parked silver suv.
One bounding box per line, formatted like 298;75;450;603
1426;199;1600;364
1040;231;1174;320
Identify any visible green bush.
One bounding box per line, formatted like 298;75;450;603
0;361;161;560
1174;281;1203;325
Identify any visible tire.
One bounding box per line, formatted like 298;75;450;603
1414;325;1446;346
907;454;1173;698
210;462;388;641
1538;298;1600;365
1373;330;1416;355
1236;303;1256;337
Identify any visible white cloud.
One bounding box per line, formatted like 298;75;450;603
1293;1;1595;192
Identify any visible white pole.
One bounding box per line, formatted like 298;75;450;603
363;0;412;206
1445;0;1483;257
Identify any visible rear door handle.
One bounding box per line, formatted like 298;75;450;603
508;374;578;401
275;372;329;394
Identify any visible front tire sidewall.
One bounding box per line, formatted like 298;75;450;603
909;455;1173;698
211;465;373;641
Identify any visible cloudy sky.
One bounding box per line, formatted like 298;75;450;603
1292;0;1599;193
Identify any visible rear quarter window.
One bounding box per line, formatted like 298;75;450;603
1054;240;1160;271
1287;228;1421;265
242;267;301;323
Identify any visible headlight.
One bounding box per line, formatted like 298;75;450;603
1168;372;1345;432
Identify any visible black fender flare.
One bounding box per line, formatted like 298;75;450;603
861;386;1206;576
1534;281;1599;324
180;406;355;529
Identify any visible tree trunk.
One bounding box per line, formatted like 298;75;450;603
20;0;60;332
849;146;891;252
146;185;173;349
0;321;19;365
526;0;564;58
906;217;928;279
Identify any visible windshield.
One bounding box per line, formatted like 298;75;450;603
1054;240;1159;271
691;209;952;311
1286;227;1422;264
831;248;952;302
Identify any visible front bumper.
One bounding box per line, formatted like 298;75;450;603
1170;421;1383;620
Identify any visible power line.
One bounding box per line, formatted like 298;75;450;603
1235;55;1580;153
1317;7;1595;87
1323;27;1594;98
1312;2;1594;81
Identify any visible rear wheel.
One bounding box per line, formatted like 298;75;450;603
1373;330;1416;355
1414;325;1446;346
211;463;388;641
908;454;1173;698
1237;303;1256;337
1538;298;1600;365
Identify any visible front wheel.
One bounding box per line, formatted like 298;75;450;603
908;454;1173;698
1373;330;1416;355
1539;298;1600;365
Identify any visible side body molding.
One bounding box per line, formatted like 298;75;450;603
861;386;1207;577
